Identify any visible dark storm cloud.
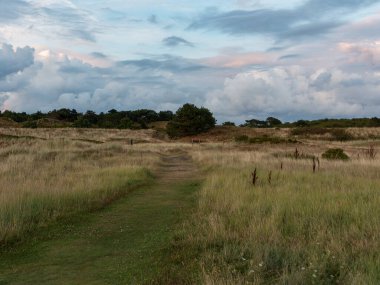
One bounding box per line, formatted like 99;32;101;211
162;36;194;47
189;0;380;40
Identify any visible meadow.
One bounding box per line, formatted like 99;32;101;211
184;140;380;284
0;127;379;284
0;128;161;245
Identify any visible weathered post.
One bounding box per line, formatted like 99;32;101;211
252;168;258;186
294;148;299;159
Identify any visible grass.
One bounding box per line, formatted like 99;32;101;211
0;180;201;284
0;135;159;246
184;145;380;284
1;127;380;284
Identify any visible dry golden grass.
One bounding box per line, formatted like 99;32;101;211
184;141;380;284
0;129;169;245
0;127;164;143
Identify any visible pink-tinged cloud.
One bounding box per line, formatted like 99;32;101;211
202;52;274;68
35;47;112;68
338;41;380;65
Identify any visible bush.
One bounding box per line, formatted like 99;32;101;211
291;128;353;141
235;135;249;142
330;129;353;141
222;121;236;126
73;118;92;128
322;148;349;160
22;120;38;128
167;104;216;138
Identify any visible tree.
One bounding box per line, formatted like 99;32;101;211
266;117;282;127
243;119;267;128
166;103;216;138
222;121;235;126
158;111;174;121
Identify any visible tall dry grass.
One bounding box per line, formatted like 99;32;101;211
186;143;380;284
0;132;161;245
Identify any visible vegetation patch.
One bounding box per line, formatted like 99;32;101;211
322;148;350;160
235;135;298;144
291;128;353;141
0;133;42;140
166;103;216;138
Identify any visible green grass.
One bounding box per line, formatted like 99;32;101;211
0;167;152;246
0;180;201;284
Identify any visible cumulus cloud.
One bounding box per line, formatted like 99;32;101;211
0;44;34;78
0;49;214;113
205;66;380;121
339;41;380;67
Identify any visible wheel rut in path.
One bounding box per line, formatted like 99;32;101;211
0;150;200;285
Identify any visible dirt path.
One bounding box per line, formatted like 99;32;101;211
0;150;200;285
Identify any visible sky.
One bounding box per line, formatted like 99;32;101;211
1;0;380;123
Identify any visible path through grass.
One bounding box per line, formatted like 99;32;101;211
0;150;200;284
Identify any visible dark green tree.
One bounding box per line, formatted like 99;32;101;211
266;117;282;127
222;121;236;126
166;103;216;138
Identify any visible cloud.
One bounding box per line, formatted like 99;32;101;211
91;52;107;59
162;36;194;47
0;44;34;78
0;0;31;22
2;42;380;122
205;66;380;121
118;56;205;72
0;48;214;113
189;0;380;40
278;54;300;61
338;41;380;68
0;1;97;43
202;52;273;68
148;14;158;24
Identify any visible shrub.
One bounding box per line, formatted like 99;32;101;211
222;121;236;126
235;135;249;142
322;148;349;160
291;128;353;141
22;120;38;128
330;129;353;141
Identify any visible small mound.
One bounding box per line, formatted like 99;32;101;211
322;148;349;160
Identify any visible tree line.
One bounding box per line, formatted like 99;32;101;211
1;104;380;137
0;108;175;129
236;117;380;128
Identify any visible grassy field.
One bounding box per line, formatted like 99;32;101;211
0;127;380;284
0;128;162;246
182;142;380;284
